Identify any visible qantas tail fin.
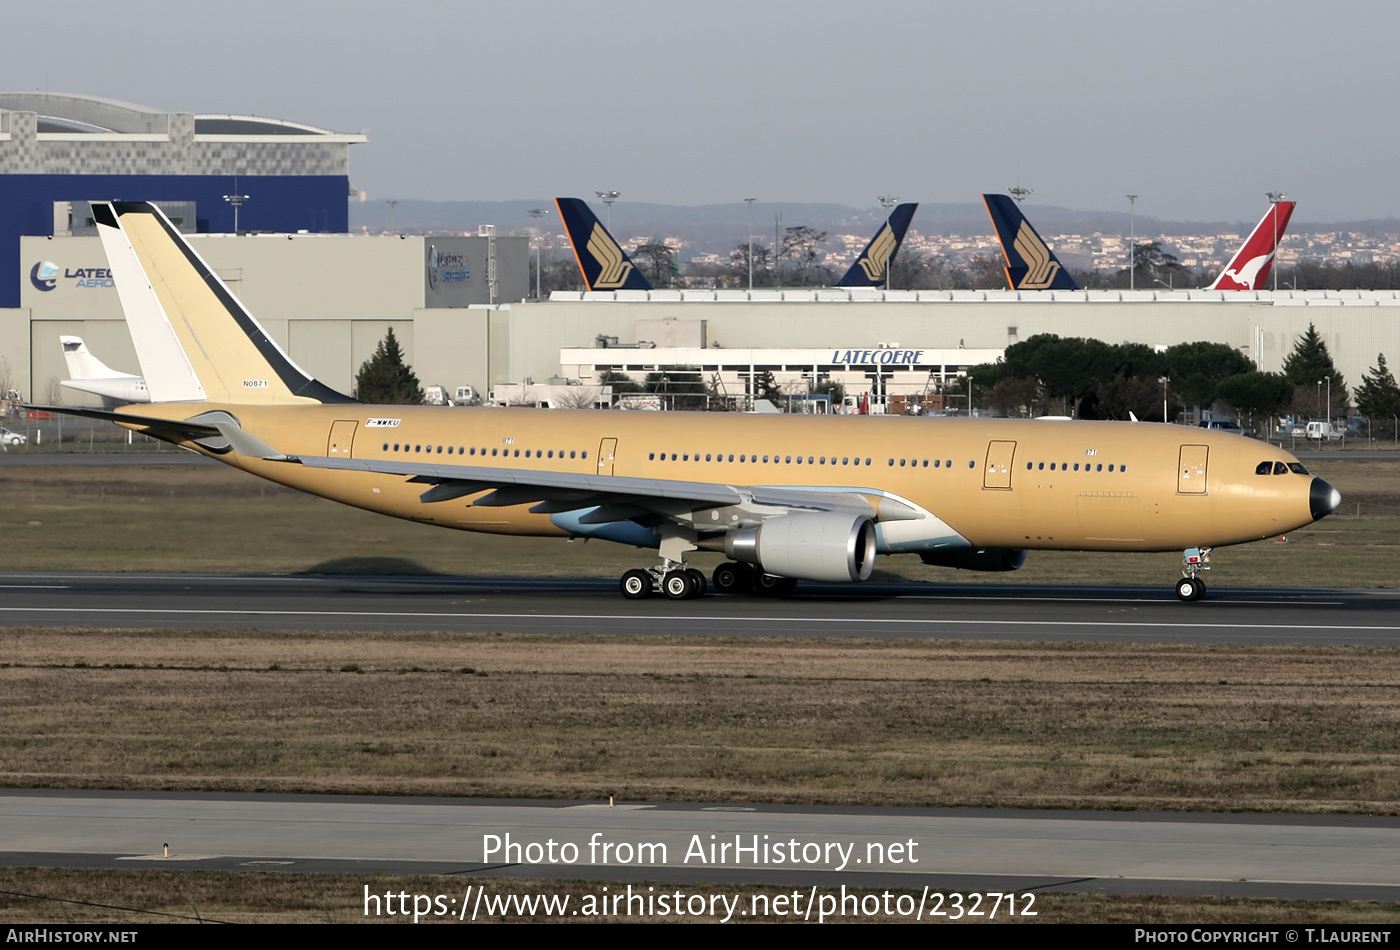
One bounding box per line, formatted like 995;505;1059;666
983;194;1078;291
1208;201;1296;290
554;197;653;291
91;201;354;405
836;203;918;288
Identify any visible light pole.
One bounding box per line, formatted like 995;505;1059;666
595;191;620;230
1266;191;1287;292
385;199;397;233
877;195;899;290
527;207;548;299
1159;376;1170;423
1316;380;1322;422
224;193;250;232
1126;195;1139;290
744;197;757;291
1008;185;1033;204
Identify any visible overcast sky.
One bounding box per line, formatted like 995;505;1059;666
10;0;1396;222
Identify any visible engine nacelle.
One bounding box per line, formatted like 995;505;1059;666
724;512;877;583
919;547;1028;572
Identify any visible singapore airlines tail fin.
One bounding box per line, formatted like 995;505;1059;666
554;197;653;291
836;203;918;288
983;194;1079;291
1208;201;1296;290
91;201;354;405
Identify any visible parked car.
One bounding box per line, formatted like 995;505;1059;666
0;426;26;446
1198;419;1252;437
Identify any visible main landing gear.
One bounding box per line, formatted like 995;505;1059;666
619;563;709;600
1175;547;1211;602
618;560;799;600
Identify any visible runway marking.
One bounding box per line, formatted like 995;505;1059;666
2;606;1398;633
0;585;69;589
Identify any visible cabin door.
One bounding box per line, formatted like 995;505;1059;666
1178;444;1209;494
327;420;358;457
597;438;618;476
983;441;1016;490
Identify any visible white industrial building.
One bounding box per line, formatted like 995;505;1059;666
7;242;1400;412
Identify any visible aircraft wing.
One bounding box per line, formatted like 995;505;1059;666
293;452;883;523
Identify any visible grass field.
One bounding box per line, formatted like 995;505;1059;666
5;629;1400;812
0;459;1398;586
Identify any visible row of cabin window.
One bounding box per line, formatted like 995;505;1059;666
646;452;975;469
1256;461;1309;475
1025;461;1127;473
382;443;588;460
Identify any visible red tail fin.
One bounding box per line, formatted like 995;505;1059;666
1209;201;1296;290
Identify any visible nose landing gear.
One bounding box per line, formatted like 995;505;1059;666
1175;547;1210;602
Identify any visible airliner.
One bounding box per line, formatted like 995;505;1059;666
983;194;1080;291
835;203;918;288
59;335;149;406
1207;201;1296;290
557;198;919;292
986;194;1298;292
37;201;1340;603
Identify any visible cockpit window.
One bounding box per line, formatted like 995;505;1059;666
1274;461;1289;475
1288;462;1309;475
1256;461;1272;475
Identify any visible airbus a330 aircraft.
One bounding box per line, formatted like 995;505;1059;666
38;201;1340;602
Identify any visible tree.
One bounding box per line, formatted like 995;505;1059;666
355;328;424;404
729;242;773;287
643;365;707;410
1354;353;1400;421
599;370;641;395
1282;323;1349;413
778;226;829;286
632;240;677;288
1215;372;1295;427
1165;341;1254;409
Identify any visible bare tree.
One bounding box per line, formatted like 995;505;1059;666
779;226;829;287
632;240;677;288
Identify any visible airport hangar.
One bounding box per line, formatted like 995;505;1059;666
5;94;1400;408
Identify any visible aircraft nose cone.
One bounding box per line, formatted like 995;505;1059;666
1310;477;1342;521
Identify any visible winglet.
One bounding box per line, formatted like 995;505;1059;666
554;197;653;291
983;194;1079;291
837;203;918;288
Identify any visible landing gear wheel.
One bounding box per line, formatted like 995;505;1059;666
1175;576;1205;602
712;561;753;594
621;569;653;600
686;568;708;597
753;573;798;596
663;570;697;600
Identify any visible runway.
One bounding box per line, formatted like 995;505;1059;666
2;571;1399;644
3;789;1398;901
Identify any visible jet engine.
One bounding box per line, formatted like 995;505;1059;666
721;512;877;583
919;547;1028;572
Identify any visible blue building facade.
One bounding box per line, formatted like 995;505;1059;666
1;93;365;308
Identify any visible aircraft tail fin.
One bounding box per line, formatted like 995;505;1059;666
92;201;354;405
836;203;918;288
60;336;134;381
1208;201;1296;290
983;194;1079;291
554;197;653;291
